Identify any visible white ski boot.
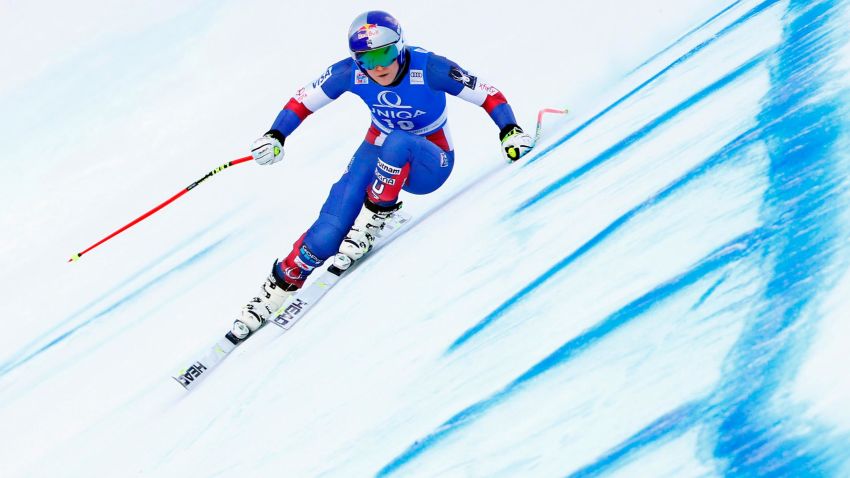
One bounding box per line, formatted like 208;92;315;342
339;201;402;261
231;263;298;340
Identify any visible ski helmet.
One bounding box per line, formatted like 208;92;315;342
347;11;407;72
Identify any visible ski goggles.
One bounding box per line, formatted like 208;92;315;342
354;44;400;70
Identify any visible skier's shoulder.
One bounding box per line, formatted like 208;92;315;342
406;45;446;69
414;48;470;93
408;47;452;69
405;46;453;85
314;57;355;86
309;57;356;97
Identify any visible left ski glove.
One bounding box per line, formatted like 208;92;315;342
251;130;286;165
499;124;534;162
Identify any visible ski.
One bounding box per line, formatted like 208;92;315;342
171;212;411;390
172;336;237;389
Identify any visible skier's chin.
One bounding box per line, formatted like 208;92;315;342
371;72;395;86
367;61;399;86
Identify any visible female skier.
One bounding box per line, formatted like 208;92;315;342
232;10;533;339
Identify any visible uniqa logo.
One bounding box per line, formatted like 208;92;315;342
373;91;411;109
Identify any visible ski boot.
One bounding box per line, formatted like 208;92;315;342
339;200;402;261
230;262;299;341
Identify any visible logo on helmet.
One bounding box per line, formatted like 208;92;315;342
356;24;379;39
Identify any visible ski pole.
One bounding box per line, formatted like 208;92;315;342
533;107;569;145
68;155;253;263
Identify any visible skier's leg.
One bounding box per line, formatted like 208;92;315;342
233;142;378;338
340;131;455;259
366;130;454;205
276;141;379;285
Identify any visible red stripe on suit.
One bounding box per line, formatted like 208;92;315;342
481;91;508;114
284;98;313;121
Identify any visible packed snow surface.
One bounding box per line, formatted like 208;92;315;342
2;1;849;476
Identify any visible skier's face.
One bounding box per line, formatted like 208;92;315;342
367;60;399;86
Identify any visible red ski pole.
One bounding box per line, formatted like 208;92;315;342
68;155;253;263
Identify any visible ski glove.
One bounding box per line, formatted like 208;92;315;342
499;124;534;162
251;130;286;166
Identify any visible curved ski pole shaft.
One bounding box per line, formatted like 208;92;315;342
68;155;253;263
533;107;569;146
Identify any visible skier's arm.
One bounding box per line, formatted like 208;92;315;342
252;59;353;165
426;54;533;162
268;59;351;136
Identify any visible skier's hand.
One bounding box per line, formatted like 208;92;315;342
251;130;286;166
499;124;534;162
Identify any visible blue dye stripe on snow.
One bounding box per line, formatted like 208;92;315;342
0;206;244;376
537;4;849;474
628;1;743;75
0;236;230;377
522;0;781;168
514;50;767;216
449;123;760;353
381;2;850;475
692;272;730;311
567;398;713;478
378;231;763;477
708;0;850;475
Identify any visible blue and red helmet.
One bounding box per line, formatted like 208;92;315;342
347;11;407;72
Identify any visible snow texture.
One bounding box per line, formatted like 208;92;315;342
2;0;850;476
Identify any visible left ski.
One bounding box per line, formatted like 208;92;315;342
172;336;237;389
171;212;411;390
171;269;344;390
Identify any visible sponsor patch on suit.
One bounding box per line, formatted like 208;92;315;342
449;66;477;89
410;69;424;85
355;70;369;85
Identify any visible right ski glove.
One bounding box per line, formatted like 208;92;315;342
251;130;286;165
499;124;534;162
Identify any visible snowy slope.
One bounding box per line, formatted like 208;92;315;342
2;0;850;477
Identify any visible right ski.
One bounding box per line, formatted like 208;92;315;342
171;212;411;390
